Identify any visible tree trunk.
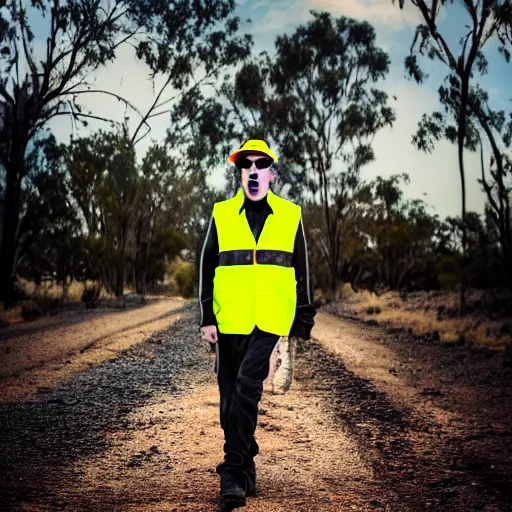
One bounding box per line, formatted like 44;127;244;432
0;149;26;309
62;278;70;303
475;111;512;288
457;78;469;316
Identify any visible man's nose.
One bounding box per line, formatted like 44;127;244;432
248;164;258;179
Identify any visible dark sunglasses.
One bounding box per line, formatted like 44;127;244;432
235;156;273;170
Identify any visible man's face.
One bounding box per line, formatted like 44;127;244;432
237;153;276;201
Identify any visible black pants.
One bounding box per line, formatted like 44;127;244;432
214;325;280;476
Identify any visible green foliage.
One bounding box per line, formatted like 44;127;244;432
174;261;196;299
336;282;355;300
436;255;462;291
394;0;512;292
356;173;442;289
0;0;251;307
20;301;43;321
224;12;395;291
228;11;395;194
16;135;84;290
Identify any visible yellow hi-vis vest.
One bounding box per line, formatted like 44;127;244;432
212;188;301;336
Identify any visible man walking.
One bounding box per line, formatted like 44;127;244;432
198;139;316;509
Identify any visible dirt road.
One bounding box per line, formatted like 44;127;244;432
0;297;189;403
1;298;511;511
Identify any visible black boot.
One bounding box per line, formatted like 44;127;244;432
216;461;255;498
220;470;246;509
246;461;256;497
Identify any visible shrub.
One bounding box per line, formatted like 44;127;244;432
366;306;375;315
174;261;196;299
12;280;29;303
37;295;63;315
436;255;461;291
81;284;101;307
20;300;43;321
456;333;466;346
335;282;355;300
504;343;512;368
374;306;382;314
499;323;511;337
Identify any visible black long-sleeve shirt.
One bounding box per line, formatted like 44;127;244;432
198;193;316;340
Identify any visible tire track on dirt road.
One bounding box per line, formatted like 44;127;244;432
0;305;400;512
2;304;510;511
0;297;189;403
312;312;512;512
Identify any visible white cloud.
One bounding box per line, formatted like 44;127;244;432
307;0;421;29
249;0;311;36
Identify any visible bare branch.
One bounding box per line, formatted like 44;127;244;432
460;30;472;69
42;109;120;126
60;88;141;114
413;0;458;70
44;0;130;105
479;136;500;220
19;0;38;84
41;1;59;97
133;124;152;146
131;74;172;144
462;0;478;31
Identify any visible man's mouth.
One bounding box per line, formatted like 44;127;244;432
248;179;259;195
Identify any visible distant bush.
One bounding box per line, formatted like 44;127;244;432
12;280;29;303
20;300;43;321
36;295;62;315
499;323;511;337
174;261;196;299
335;282;355;300
504;343;512;368
456;333;466;346
81;284;101;307
436;255;461;291
366;306;375;314
374;306;382;314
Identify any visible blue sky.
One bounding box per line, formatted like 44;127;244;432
42;0;512;220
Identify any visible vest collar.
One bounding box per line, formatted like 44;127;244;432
236;187;276;215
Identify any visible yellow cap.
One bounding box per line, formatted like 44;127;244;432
228;139;279;164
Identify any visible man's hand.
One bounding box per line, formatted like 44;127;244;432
200;325;218;344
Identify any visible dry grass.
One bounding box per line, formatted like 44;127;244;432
336;287;512;350
0;279;120;326
20;277;117;301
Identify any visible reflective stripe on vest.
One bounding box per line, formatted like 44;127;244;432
212;188;301;336
218;249;293;267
